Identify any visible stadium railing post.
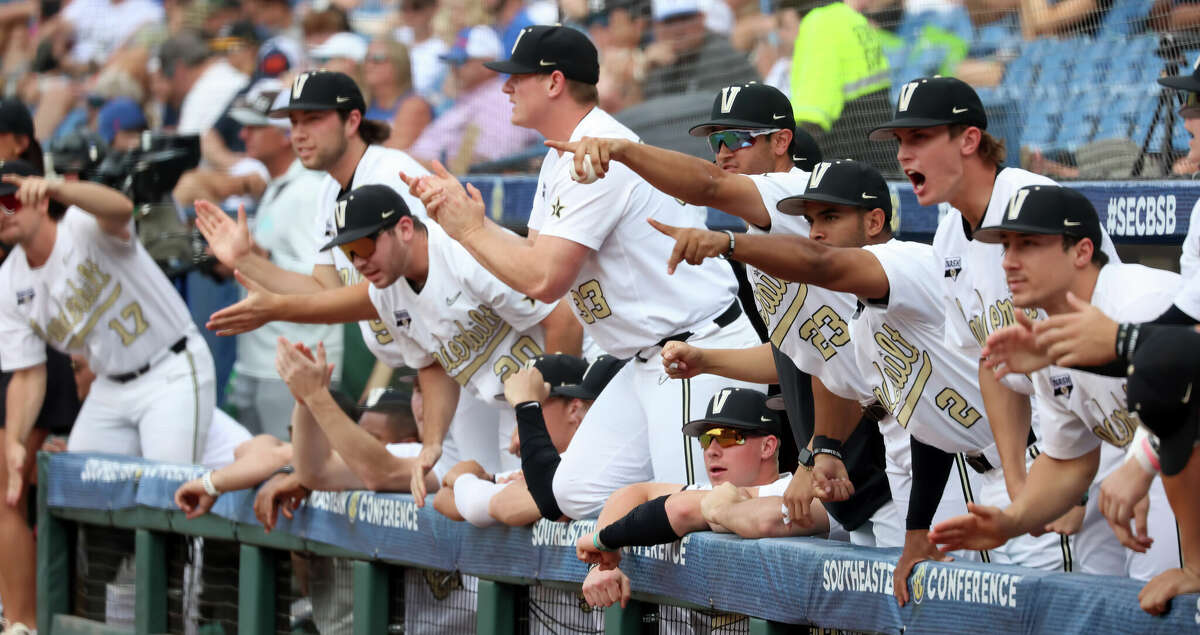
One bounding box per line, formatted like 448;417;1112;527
37;451;73;635
604;600;650;634
134;528;168;635
476;578;518;635
749;617;789;634
352;560;389;635
237;544;276;635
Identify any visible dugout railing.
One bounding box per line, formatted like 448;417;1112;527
36;452;1200;635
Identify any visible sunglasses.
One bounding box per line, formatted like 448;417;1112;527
697;427;756;449
1180;91;1200;117
338;233;379;261
366;54;390;64
0;193;20;216
706;128;780;153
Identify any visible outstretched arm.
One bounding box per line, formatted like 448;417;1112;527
648;219;891;299
661;341;780;384
206;274;379;336
543;137;771;228
4;174;133;237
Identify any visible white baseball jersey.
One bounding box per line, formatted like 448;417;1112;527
367;223;555;402
744;168;813;347
1175;202;1200;320
932;168;1121;393
1035;264;1180;462
854;240;994;455
312;144;432;362
526;107;739;358
0;208;195;376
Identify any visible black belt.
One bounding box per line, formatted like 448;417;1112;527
863;401;889;424
967;430;1040;474
635;300;742;362
108;337;188;383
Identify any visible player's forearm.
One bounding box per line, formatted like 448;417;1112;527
1005;450;1098;534
361;360;394;401
273;283;380;324
712;497;794;537
451;474;503;527
235;255;329;294
697;343;780;384
488;483;546;526
289;402;337;486
5;365;46;446
662;490;711;534
611;141;769;228
1161;446;1200;572
539;302;583;356
304;389;414;491
596;483;655;527
811;375;862;443
731;234;890;299
458;221;570;302
210;446;292;493
53;180;133;224
978;364;1031;496
417;364;459;450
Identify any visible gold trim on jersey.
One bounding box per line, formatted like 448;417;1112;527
750;271;808;348
1090;390;1139;448
960;289;1037;350
871;323;931;428
433;305;512;387
42;259;118;347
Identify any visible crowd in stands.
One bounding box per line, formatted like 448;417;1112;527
5;1;1200;634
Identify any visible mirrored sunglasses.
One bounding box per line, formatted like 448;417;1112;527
339;234;378;261
697;427;748;449
707;128;780;153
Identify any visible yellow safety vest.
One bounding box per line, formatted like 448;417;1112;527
790;2;891;131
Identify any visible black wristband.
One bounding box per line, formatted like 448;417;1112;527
812;435;844;454
597;494;680;549
811;447;844;462
515;401;541;410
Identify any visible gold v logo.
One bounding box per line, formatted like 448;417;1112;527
719;86;742;114
292;73;311;100
897;82;920;112
334;199;348;229
809;162;832;188
712;388;732;413
1007;189;1030;221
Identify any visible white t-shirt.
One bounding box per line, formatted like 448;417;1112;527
367;223;555;402
932;168;1121;394
235;160;344;380
201;409;253;469
1034;264;1180;462
392;30;448;98
684;472;792;495
64;0;163;65
854;240;994;455
526;107;738;358
744;168;811;346
312;145;432;366
177;60;248;135
1175;200;1200;320
0;208;194;376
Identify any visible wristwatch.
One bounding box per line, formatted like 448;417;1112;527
718;230;736;259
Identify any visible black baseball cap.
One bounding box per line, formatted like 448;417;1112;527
776;159;892;223
868;76;987;141
269;70;389;140
682;387;781;437
362;387;412;413
689;82;795;136
1126;325;1200;476
483;25;600;85
319;184;411;251
0;99;42;167
973;185;1102;247
531;353;588;396
1158;54;1200;93
0;159;39;196
555;354;625;400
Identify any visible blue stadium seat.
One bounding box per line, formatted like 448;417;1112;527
1099;0;1155;37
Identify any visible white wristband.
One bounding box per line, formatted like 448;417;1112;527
201;471;221;497
1133;436;1160;475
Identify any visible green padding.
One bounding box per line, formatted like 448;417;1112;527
604;601;649;635
134;530;167;635
749;617;789;635
352;560;389;635
476;579;517;635
39;452;74;635
238;545;276;635
51;615;134;635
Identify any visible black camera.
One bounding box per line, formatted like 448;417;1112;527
93;133;201;203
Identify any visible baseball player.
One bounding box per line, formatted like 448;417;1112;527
404;25;764;518
0;159;218;471
547;83;904;548
866;76;1127;574
573;388;815;610
930;185;1184;612
209;184;582;502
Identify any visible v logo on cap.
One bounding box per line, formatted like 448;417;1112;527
809;162;831;188
1006;188;1030;221
712;388;732;413
898;82;919;112
719;86;742;114
334;199;348;228
292;73;311;99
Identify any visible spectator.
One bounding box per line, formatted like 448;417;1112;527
59;0;164;68
308;30;367;77
159;30;249;136
409;25;542;170
0;98;44;168
392;0;450;99
301;4;352;50
363;38;433;150
219;84;344;440
642;0;760;100
1019;0;1110;39
585;0;654;113
488;0;557;54
789;0;893;174
573;388;824;609
95;97;149;151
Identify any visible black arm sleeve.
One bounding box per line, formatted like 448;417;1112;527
1076;305;1200;377
597;495;681;549
515;402;563;520
906;435;956;531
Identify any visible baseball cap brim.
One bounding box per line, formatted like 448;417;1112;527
972;224;1066;244
267;100;354;117
483;59;540;75
776;191;874;216
688;119;783;137
682;416;774;437
1158;75;1200;92
553;384;598;400
867;117;961;141
230;108;272;126
318;223;388;251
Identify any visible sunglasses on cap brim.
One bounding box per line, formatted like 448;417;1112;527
0;192;20;215
1180;92;1200;118
697;427;763;449
707;128;780;153
338;234;378;261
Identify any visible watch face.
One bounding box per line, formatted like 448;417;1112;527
798;447;815;468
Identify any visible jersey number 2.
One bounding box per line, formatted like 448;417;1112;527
108;302;149;346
